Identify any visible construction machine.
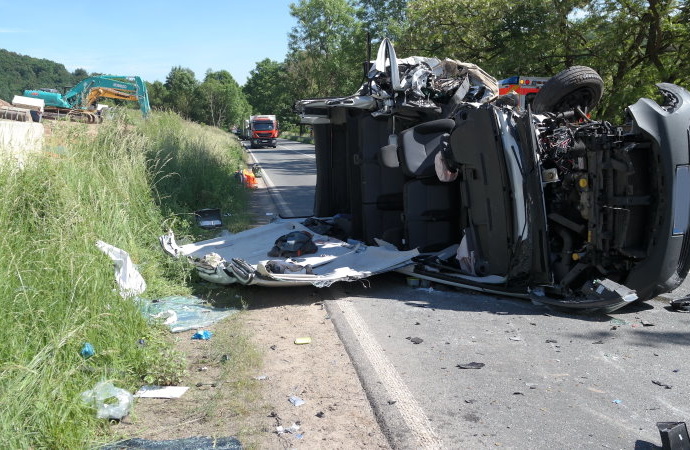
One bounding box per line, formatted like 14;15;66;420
24;75;151;123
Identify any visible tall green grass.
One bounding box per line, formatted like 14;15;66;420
0;110;247;447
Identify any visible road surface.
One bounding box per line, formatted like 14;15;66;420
243;138;316;218
251;137;690;450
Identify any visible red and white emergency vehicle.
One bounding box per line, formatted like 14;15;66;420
498;76;550;110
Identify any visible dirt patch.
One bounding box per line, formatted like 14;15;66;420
114;165;389;448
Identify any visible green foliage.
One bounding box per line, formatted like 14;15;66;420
164;66;199;119
0;110;247;448
355;0;408;42
197;70;252;129
243;59;294;127
0;49;86;101
288;0;367;98
147;68;252;130
403;0;689;120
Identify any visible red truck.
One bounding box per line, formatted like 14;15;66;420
249;115;279;148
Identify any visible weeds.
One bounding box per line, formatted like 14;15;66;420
0;109;247;447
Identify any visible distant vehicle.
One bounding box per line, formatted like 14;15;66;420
24;75;150;123
248;115;279;148
240;119;250;140
498;75;550;110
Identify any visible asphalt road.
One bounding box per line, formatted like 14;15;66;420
252;137;690;450
243;138;316;218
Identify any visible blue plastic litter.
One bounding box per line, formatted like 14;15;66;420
192;330;213;340
138;295;236;333
80;343;95;359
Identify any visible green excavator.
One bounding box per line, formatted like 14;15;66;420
24;75;150;123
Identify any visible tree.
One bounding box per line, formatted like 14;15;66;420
403;0;589;78
197;70;251;129
164;66;198;118
579;0;690;118
71;68;89;79
243;59;294;127
146;81;168;109
287;0;367;99
355;0;408;42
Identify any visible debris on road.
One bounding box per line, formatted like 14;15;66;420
276;423;301;435
407;336;424;344
101;437;242;449
457;362;485;369
652;380;673;389
670;297;690;312
657;422;689;449
289;396;305;406
294;337;312;345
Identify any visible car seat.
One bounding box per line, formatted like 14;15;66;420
380;118;461;251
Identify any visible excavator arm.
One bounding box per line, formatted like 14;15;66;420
24;75;151;119
66;75;150;117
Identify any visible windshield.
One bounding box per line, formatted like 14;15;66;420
253;122;274;131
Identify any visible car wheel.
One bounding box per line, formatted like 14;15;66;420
531;66;604;114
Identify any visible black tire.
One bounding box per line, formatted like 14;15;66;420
531;66;604;114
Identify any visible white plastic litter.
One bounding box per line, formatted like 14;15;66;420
96;241;146;298
81;381;133;420
134;385;189;399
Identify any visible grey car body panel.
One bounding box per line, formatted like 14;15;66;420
623;83;690;298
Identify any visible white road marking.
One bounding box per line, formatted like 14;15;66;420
275;140;316;158
334;299;445;449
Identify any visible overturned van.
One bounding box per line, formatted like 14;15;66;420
288;39;690;312
161;40;690;313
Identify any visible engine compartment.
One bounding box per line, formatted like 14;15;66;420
536;115;658;296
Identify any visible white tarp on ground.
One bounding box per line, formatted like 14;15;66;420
160;220;419;287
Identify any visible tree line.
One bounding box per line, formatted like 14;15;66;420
246;0;690;125
0;49;87;103
4;1;689;129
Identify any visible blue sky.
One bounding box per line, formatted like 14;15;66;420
0;1;298;85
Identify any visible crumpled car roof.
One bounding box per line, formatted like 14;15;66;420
296;38;499;118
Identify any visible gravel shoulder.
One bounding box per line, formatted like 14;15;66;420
114;173;389;449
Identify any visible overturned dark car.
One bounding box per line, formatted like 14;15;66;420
293;39;690;312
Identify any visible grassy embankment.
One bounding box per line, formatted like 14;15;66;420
0;111;250;448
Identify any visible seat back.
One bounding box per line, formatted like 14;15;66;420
399;118;455;178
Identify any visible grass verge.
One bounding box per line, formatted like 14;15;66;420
0;110;250;448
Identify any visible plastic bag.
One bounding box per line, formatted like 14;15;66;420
81;381;133;420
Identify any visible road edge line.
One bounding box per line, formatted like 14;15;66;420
243;142;296;217
330;298;445;449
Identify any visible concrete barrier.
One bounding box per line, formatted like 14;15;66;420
0;119;45;166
